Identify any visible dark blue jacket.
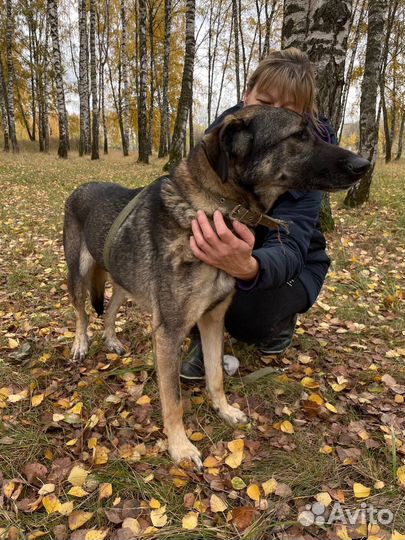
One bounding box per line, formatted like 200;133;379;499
206;103;336;308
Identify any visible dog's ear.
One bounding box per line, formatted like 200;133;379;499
203;115;253;182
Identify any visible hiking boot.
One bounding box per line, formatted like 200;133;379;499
180;328;205;382
258;315;298;355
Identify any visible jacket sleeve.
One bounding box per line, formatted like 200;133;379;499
239;190;323;291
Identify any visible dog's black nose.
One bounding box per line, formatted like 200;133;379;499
345;157;371;177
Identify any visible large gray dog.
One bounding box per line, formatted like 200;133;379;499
63;105;370;467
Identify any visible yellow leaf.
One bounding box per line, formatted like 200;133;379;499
280;420;294;434
87;437;98;449
246;484;261;501
67;466;89;487
122;518;141;535
68;486;88;497
325;403;338;413
136;395;151;405
391;531;405;540
203;456;219;468
38;484;55;495
3;480;15;498
84;531;108;540
374;480;384;489
99;483;112;500
316;492;332;507
227;439;244;453
58;501;74;516
52;413;65;422
66;439;78;447
262;478;278;496
8;338;19;349
309;393;324;405
42;494;60;514
69;402;83;415
31;394;44;407
394;395;404;404
106;353;119;361
301;377;319;389
320;445;333;454
210;494;227;512
353;482;371;498
68;511;94;530
190;432;205;441
397;465;405;486
182;511;198;530
150;506;168;527
27;532;46;540
331;383;347;392
149;498;161;509
94;445;110;465
225;450;243;469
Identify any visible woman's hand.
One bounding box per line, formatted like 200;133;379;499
190;210;259;281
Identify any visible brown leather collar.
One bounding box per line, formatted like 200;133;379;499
218;196;289;231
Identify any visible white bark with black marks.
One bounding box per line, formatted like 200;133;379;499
138;0;149;163
79;0;91;156
6;0;18;152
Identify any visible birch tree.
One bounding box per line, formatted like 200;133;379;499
344;0;386;207
165;0;195;170
79;0;91;156
5;0;18;152
120;0;129;156
137;0;149;163
47;0;69;158
158;0;171;157
282;0;353;231
0;59;10;151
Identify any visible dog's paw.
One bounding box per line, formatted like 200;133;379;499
218;404;248;426
71;335;89;360
169;439;203;471
104;336;125;355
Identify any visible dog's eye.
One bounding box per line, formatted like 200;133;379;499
293;130;308;141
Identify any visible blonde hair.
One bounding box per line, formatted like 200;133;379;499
246;48;318;119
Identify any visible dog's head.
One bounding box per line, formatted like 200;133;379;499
201;105;370;210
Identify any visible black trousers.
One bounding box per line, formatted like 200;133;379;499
224;278;309;345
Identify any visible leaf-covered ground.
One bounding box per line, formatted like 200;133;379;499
0;149;404;540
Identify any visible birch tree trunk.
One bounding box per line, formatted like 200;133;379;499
282;0;352;231
6;0;19;152
158;0;171;157
232;0;241;102
138;0;149;163
90;0;99;159
344;0;386;207
48;0;69;158
79;0;91;156
0;59;10;152
165;0;195;170
395;109;405;160
120;0;130;156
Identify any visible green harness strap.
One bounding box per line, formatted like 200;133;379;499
103;189;145;272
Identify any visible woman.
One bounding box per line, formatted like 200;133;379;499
180;48;336;382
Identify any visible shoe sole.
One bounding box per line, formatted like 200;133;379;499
180;373;205;382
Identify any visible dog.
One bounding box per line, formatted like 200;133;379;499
63;105;370;468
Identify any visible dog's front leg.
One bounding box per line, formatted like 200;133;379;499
198;297;248;426
154;325;202;469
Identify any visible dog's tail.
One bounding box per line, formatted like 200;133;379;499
90;266;106;316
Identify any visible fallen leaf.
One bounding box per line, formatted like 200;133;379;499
68;486;89;497
67;466;89;487
210;494;227;512
150;506;167;527
43;494;60;514
38;484;55;495
247;484;261;501
149;498;161;509
31;394;44;407
280;420;294;434
84;531;108;540
353;482;371;498
262;478;278;496
316;492;332;506
122;518;140;535
397;465;405;487
227;439;244;453
182;512;198;530
231;477;247;490
68;511;94;531
58;501;74;516
99;483;113;500
231;506;259;531
23;462;48;485
136;395;151;405
225;450;243;469
94;446;110;465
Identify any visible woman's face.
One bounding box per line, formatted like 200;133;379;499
244;84;303;114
